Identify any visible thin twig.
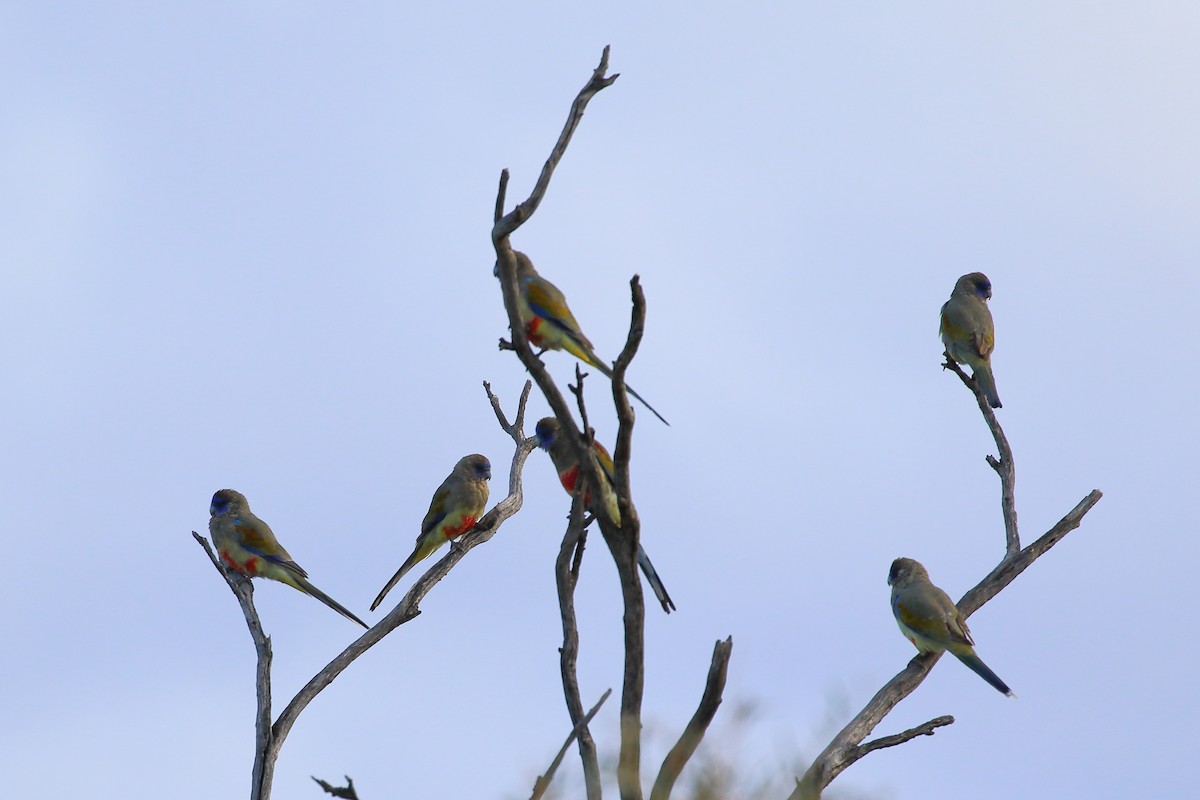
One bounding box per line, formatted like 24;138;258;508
855;715;954;758
649;638;734;800
311;775;359;799
492;46;619;240
530;689;614;800
943;356;1019;555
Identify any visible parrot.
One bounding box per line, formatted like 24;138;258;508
370;454;492;611
209;489;368;628
534;416;675;613
888;557;1015;697
940;272;1002;408
498;250;669;425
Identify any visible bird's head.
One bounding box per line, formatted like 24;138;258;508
888;557;928;587
534;417;561;451
457;453;492;482
210;489;246;517
954;272;992;301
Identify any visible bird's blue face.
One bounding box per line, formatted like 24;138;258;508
210;491;231;517
476;459;493;481
973;276;992;300
534;419;557;450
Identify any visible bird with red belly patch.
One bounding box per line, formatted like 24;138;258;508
209;489;368;628
499;251;669;425
535;417;675;613
370;454;492;611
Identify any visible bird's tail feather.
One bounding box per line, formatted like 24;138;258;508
972;366;1003;409
953;647;1015;697
369;551;423;612
566;342;670;425
292;575;369;629
637;544;676;614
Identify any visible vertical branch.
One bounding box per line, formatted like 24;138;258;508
190;533;276;800
607;275;650;800
943;357;1020;555
556;488;603;799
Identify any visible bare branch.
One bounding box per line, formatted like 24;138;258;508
856;715;955;758
192;532;276;800
555;482;603;799
942;356;1019;555
492;46;618;240
650;637;734;800
530;689;614;800
199;384;535;800
267;384;537;765
790;366;1105;799
311;775;359;799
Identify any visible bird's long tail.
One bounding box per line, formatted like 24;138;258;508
291;575;369;629
369;551;423;612
972;365;1003;409
570;344;670;426
637;544;676;613
952;647;1015;697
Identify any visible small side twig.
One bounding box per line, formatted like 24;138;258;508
530;689;613;800
649;637;734;800
311;775;359;799
855;715;955;758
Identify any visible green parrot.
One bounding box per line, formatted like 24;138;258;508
940;272;1002;408
370;454;492;611
888;557;1014;696
209;489;368;628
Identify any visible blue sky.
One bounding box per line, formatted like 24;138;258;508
1;3;1195;798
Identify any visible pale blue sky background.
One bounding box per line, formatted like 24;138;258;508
1;3;1195;799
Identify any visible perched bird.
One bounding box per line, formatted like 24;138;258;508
534;416;675;613
940;272;1002;408
209;489;368;628
370;454;492;611
499;251;669;425
888;557;1015;697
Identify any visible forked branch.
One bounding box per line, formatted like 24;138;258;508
195;382;536;800
789;368;1103;800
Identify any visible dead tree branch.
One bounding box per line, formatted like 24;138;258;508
650;638;734;800
311;775;359;799
790;367;1104;800
530;689;614;800
195;382;536;800
490;46;666;800
943;356;1019;555
555;478;603;799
